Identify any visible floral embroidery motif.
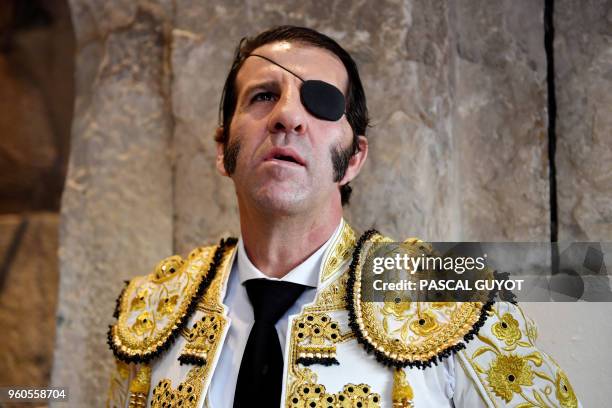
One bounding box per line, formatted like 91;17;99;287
130;289;147;311
382;291;411;318
294;313;342;366
109;241;235;363
178;313;226;366
287;382;380;408
349;231;490;367
491;313;521;347
153;255;185;282
131;311;154;336
156;294;179;316
150;367;205;408
320;222;355;283
486;354;534;402
462;302;581;407
408;310;439;336
556;370;578;408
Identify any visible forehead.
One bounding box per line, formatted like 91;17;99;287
235;41;349;94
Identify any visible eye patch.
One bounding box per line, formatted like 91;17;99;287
248;53;346;121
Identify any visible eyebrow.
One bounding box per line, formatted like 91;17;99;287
240;80;281;99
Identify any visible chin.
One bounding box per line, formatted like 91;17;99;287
252;186;311;215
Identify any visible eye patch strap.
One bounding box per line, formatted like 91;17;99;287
249;53;305;82
246;53;346;122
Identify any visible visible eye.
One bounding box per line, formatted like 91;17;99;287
251;91;277;103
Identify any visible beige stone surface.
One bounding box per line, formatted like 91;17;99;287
0;213;59;387
51;1;174;406
0;0;75;212
555;0;612;241
449;0;549;241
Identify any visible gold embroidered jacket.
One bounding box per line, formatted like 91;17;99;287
106;223;580;408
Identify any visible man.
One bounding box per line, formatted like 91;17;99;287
106;26;580;407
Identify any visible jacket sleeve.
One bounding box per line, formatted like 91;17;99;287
452;301;581;408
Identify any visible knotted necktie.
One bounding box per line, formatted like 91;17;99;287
233;279;308;407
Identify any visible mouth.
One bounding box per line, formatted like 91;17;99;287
264;148;306;167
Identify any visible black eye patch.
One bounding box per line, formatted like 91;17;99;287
248;53;346;122
300;80;345;121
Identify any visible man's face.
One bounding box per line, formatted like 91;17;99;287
216;41;367;215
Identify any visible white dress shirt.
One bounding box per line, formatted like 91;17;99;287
206;222;343;407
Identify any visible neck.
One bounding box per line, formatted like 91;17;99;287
238;203;342;279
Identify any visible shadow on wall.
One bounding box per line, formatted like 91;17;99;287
0;0;74;389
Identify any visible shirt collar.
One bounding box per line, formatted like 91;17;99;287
236;221;343;289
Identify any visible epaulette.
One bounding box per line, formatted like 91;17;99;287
107;238;237;364
346;230;495;370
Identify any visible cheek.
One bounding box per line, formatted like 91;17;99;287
228;117;265;159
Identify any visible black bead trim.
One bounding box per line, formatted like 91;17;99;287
178;354;207;366
296;357;340;367
345;230;497;370
113;280;129;319
107;237;237;364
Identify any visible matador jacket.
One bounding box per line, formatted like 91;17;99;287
106;221;581;408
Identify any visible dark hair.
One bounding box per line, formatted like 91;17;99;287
217;25;369;205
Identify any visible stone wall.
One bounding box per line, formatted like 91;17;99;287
0;213;59;387
52;0;612;406
555;0;612;241
0;0;74;395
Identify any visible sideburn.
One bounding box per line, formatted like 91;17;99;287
331;143;354;182
223;139;241;175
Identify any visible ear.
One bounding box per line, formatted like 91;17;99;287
215;127;229;177
339;135;368;185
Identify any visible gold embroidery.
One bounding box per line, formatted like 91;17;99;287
392;369;414;408
196;244;236;313
130;289;147;311
408;309;439;337
153;255;185;283
320;222;356;283
555;370;578;408
156;294;179;316
461;302;581;407
110;246;217;361
486;354;534;402
295;313;341;345
294;313;342;365
311;272;349;312
285;226;379;407
382;291;412;318
106;360;131;408
350;234;487;365
491;313;521;347
431;302;453;309
179;313;227;365
131;311;154;336
287;382;381;408
128;364;151;408
151;367;205;408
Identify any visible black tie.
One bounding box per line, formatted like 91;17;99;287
233;279;307;407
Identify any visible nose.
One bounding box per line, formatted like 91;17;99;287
267;85;307;136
